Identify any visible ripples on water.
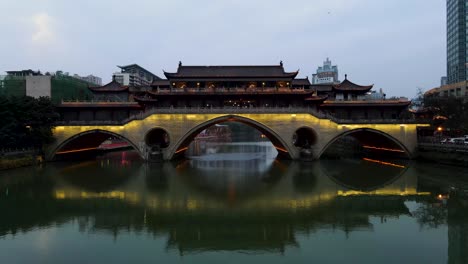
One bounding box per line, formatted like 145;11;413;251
1;148;468;263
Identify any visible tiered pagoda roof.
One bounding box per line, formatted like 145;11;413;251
291;78;311;86
332;75;373;92
163;63;299;81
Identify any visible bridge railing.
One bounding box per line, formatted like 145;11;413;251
55;107;424;126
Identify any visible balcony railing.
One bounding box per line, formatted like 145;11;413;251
154;87;307;94
55;106;424;126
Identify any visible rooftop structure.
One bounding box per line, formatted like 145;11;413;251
164;61;298;81
135;62;319;108
73;62;410;123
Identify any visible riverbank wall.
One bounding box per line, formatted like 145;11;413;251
0;150;42;170
418;143;468;167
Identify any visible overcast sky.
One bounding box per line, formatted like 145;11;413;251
0;0;445;98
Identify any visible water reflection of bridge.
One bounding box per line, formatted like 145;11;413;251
0;158;432;254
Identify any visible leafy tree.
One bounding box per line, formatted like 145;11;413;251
0;95;59;150
424;96;468;131
413;202;447;229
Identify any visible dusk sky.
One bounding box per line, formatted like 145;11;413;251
0;0;446;98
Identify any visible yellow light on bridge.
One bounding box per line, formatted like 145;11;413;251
291;114;297;117
437;127;443;132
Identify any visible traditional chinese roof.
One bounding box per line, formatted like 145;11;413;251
89;80;129;92
305;95;328;102
332;75;373;92
292;78;311;86
164;63;299;80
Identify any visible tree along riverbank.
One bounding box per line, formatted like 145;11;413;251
0;95;57;170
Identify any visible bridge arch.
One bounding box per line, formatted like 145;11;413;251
51;129;143;160
318;128;411;159
168;115;294;160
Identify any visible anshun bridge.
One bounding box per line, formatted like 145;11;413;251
47;62;428;161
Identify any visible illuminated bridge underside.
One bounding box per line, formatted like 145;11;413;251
46;113;426;161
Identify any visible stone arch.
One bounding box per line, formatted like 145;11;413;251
318;128;411;159
168;115;294;160
50;129;143;160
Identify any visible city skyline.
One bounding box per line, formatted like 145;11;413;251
0;0;446;98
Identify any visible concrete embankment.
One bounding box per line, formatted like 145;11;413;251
418;143;468;167
0;151;42;170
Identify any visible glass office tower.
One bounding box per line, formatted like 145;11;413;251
447;0;468;84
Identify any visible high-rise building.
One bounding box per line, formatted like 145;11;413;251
312;58;339;84
73;74;102;86
447;0;468;84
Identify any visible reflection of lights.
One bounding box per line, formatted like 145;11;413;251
362;158;406;168
56;147;98;154
175;147;188;154
55;190;141;204
437;194;449;200
362;146;405;153
121;151;130;165
338;190;431;196
274;146;288;153
260;134;266;138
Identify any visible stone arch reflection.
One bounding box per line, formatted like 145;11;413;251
171;158;285;203
319;159;409;192
56;158;139;192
